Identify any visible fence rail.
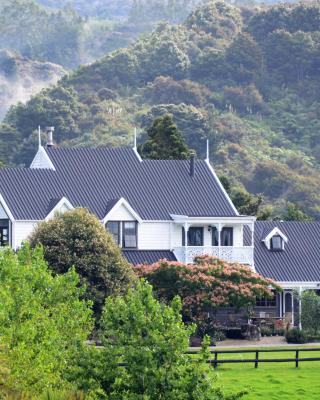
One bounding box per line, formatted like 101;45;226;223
187;348;320;369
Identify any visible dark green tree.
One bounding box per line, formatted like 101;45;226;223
139;114;190;159
29;208;134;316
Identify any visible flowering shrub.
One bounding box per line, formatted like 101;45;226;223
135;255;280;321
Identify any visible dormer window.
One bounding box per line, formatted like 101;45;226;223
270;235;283;251
263;227;288;251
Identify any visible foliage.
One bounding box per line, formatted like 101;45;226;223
29;208;134;316
0;245;92;395
1;1;320;218
139;114;190;160
93;279;241;400
285;328;308;344
301;291;320;335
135;255;280;322
280;202;313;221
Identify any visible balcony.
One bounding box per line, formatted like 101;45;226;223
173;246;254;266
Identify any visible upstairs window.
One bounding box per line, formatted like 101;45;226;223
182;227;204;246
106;221;120;245
211;227;219;246
106;221;138;248
221;227;233;247
123;222;138;248
270;235;283;251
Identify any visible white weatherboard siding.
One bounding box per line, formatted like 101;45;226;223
108;204;135;221
13;221;38;249
138;222;171;249
0;204;8;219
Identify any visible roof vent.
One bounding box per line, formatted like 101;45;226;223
189;150;196;177
46;126;55;148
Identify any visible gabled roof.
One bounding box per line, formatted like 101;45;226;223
246;221;320;282
0;147;238;221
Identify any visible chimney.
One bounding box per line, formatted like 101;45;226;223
46;126;55;147
189;150;196;177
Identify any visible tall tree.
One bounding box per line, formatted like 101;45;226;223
139;114;189;159
29;208;134;316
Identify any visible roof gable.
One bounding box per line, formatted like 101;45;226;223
30;146;55;170
45;197;73;221
103;198;142;224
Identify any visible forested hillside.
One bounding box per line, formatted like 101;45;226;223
1;1;319;219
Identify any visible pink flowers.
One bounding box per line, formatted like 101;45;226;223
135;255;280;322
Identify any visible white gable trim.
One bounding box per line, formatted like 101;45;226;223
205;159;239;216
263;227;288;244
103;198;142;224
45;197;74;221
30;146;56;170
0;193;15;221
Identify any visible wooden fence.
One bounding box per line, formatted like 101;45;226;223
187;348;320;369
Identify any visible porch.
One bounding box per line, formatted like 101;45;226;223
173;245;254;265
170;214;256;267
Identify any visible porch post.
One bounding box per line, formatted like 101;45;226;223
218;223;221;259
299;287;302;330
291;290;294;326
250;222;255;270
184;222;189;264
279;292;283;319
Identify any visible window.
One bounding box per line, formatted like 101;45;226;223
211;227;219;246
270;235;283;251
256;297;277;307
182;227;204;246
221;227;233;246
106;221;120;245
123;222;137;248
0;219;9;247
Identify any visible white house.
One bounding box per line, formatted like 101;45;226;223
0;131;319;326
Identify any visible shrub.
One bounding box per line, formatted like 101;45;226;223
260;326;273;337
93;280;241;399
29;208;134;316
285;328;308;344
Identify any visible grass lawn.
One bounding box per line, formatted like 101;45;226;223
212;346;320;400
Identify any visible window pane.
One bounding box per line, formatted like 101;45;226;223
188;228;203;246
106;221;120;245
221;228;233;246
212;227;219;246
271;235;282;250
123;222;137;248
0;219;9;247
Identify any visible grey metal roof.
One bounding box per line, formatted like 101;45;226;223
248;222;320;282
0;147;238;220
122;250;177;265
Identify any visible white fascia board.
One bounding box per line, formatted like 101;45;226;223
264;227;288;243
45;197;74;221
30;146;56;170
170;214;255;225
133;147;143;162
0;193;15;221
103;197;142;224
277;282;320;290
205;159;239;216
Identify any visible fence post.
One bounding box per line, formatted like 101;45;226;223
255;351;259;369
214;352;218;369
296;350;299;368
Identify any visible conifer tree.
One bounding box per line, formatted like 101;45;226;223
139;114;189;159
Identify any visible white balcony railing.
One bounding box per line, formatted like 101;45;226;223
173;246;254;266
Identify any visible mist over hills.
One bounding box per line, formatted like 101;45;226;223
0;0;319;219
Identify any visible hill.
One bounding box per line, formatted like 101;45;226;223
1;1;319;219
0;49;66;120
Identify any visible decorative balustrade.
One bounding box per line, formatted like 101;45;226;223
173;246;254;265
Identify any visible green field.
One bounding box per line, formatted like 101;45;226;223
212;347;320;400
